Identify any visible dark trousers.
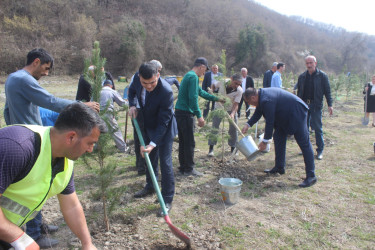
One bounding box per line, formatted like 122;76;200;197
133;109;146;174
0;241;11;250
26;211;42;240
203;100;216;118
237;97;250;118
273;112;315;178
175;109;195;173
144;137;175;204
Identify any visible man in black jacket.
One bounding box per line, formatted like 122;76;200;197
237;68;254;119
295;55;333;160
76;66;116;101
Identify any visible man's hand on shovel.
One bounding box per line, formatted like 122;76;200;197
128;106;138;118
140;145;155;158
242;123;250;134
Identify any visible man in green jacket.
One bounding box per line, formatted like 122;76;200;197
175;57;224;176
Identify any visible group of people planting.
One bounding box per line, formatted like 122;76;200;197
1;47;335;249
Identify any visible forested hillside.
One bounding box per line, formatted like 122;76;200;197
0;0;374;77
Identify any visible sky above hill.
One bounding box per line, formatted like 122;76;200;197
254;0;375;36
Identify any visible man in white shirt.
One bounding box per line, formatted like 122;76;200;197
208;73;243;156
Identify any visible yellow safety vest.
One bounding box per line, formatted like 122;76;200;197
1;125;74;226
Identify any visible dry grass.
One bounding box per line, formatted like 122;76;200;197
1;75;374;249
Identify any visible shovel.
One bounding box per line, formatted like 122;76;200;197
132;118;191;246
362;88;369;125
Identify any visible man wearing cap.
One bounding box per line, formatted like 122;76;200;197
100;79;128;152
263;62;278;88
175;57;224;176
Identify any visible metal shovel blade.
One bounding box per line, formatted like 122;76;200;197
165;215;191;246
362;116;369;126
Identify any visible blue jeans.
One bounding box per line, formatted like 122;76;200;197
26;211;42;240
307;105;324;154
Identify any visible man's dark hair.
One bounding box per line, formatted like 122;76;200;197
54;103;107;137
277;62;285;69
243;88;258;100
231;73;242;83
139;62;158;79
26;48;54;68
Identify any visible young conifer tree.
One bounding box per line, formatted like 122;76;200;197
83;41;121;231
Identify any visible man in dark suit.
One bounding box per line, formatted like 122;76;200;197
202;64;223;118
237;68;254;119
128;62;177;215
241;88;317;188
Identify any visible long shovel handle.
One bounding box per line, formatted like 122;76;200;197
132;118;168;215
216;102;246;138
132;118;191;246
124;110;128;141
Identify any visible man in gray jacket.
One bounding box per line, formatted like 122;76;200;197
3;48;99;248
100;79;128;152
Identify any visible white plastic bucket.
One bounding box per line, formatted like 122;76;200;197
219;178;242;205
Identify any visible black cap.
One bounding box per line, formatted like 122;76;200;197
194;57;209;70
103;79;113;86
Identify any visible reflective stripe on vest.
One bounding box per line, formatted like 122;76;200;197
1;125;74;226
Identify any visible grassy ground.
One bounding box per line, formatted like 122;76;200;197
0;75;374;249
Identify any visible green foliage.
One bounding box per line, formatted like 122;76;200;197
235;24;266;67
84;41;106;102
217;49;228;77
82;41;122;231
100;16;146;73
3;15;47;40
281;72;296;89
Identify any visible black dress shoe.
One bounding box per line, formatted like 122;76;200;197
40;223;59;234
299;176;317;188
264;167;285;175
137;170;146;176
35;235;59;249
158;203;172;217
184;169;203;176
134;188;155;198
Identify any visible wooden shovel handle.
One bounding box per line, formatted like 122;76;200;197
216;102;246;138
